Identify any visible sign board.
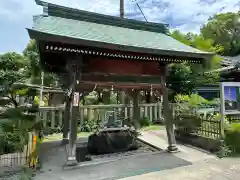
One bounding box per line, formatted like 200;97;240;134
220;82;240;115
72;92;79;107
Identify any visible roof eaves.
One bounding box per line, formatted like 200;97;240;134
27;28;213;60
205;65;235;74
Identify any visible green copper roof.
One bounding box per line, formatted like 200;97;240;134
35;0;168;34
28;0;213;59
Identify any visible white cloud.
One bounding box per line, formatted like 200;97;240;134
137;0;240;33
1;0;239;29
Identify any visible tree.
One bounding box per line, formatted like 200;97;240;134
0;52;27;95
201;12;240;56
23;40;58;87
171;30;192;46
0;53;39;154
167;63;194;101
168;31;222;101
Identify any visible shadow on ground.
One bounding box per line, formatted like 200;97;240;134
36;138;191;180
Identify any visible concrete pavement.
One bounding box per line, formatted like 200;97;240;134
120;158;240;180
122;130;240;180
33;129;240;180
138;130;217;163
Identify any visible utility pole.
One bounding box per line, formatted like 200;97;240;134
119;0;125;105
120;0;124;18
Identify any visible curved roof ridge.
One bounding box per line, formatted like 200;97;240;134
35;0;169;34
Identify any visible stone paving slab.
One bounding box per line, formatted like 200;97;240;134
34;151;191;180
139;130;217;163
34;130;220;180
120;158;240;180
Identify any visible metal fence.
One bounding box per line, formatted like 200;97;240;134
226;114;240;123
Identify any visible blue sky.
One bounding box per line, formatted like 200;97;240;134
0;0;239;54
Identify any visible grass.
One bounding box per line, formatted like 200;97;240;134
140;124;164;132
42;132;92;142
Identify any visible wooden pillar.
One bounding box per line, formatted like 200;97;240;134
116;91;120;104
62;94;70;144
126;89;140;129
65;58;80;166
160;64;178;152
120;91;125;104
67;89;78;166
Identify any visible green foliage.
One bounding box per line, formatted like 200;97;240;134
168;29;223;99
23;40;40;78
174;94;201;133
0;52;27;88
80;118;98;132
217;140;233;158
174;94;215;134
175;94;209;107
208;98;220;106
171;30;224;54
139;116;151;127
42;126;62;135
224;123;240;154
167;63;195;100
201;12;240;56
34;96;48;106
0;51;41;154
171;30;192;46
23;40;59;87
0;52;26;71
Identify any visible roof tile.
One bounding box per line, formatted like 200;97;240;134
32;15;210;55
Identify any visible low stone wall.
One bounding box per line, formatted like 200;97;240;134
175;130;221;152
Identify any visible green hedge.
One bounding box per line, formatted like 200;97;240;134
225;123;240;154
139;116;152;127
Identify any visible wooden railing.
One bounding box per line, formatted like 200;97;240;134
37;103;222;139
37;103;164;129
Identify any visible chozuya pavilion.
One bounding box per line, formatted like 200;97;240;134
28;0;213;166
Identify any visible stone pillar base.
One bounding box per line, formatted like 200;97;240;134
167;145;179;153
62;138;69;145
66;157;78;166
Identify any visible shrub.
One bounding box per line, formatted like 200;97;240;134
174;94;204;134
0;130;28;154
80;118;98;132
217;140;233;158
175;112;202;134
224;123;240;154
175;94;209;107
139;116;151;127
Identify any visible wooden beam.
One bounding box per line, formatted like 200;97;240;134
75;81;162;91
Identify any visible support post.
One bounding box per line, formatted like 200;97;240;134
160;64;178;152
126;90;140;129
62;94;70;144
65;58;80;166
120;0;124;19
